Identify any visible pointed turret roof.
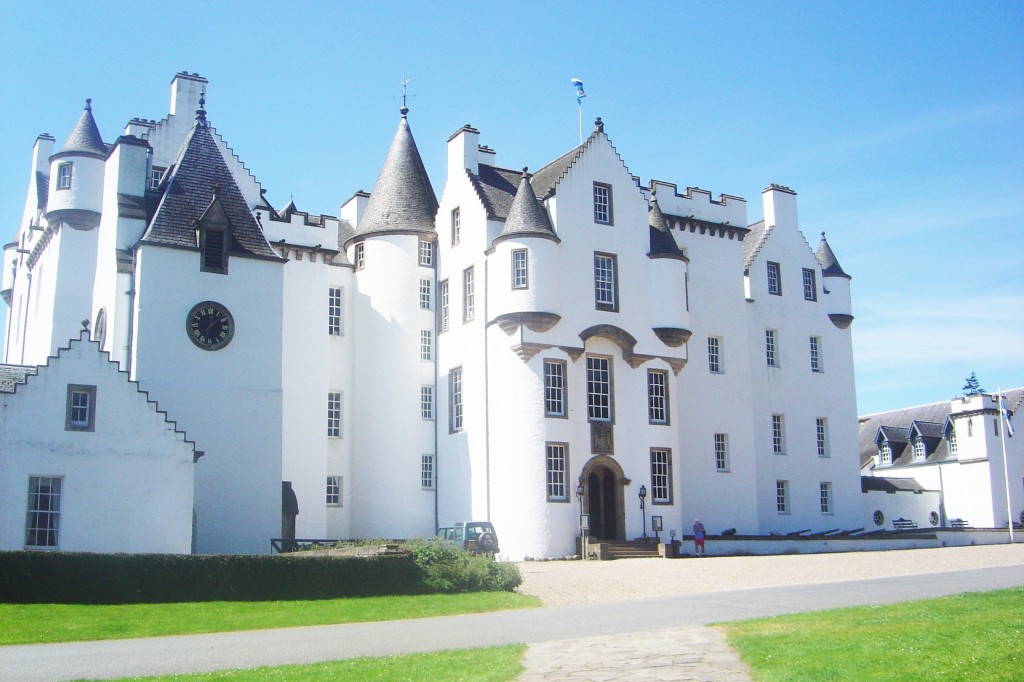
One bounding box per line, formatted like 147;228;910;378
816;232;850;279
55;99;108;159
648;196;687;261
493;168;558;246
349;109;437;244
141;109;279;259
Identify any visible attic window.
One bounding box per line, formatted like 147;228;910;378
913;438;926;461
196;192;232;275
201;228;228;274
149;167;165;190
880;443;892;465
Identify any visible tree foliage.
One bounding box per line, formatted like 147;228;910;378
962;372;986;396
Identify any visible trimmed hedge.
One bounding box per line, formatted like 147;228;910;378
0;551;429;604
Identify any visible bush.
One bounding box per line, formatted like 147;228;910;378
0;551;427;604
405;538;521;593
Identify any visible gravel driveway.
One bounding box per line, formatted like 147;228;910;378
516;543;1024;606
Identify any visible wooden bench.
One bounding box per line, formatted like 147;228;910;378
950;519;970;529
892;518;918;530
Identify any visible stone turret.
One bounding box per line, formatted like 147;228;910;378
46;100;107;230
816;232;853;329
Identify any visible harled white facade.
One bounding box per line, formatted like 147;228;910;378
2;74;867;558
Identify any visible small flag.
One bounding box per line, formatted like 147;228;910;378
1000;397;1015;437
571;78;586;101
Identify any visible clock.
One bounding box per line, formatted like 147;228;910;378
186;301;235;350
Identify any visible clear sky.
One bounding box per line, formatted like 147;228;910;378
0;0;1021;415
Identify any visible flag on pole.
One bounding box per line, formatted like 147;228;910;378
571;78;586;101
999;393;1015;436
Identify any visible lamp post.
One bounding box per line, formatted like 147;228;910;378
639;485;648;539
576;484;586;560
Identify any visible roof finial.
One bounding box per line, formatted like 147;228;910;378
85;98;93;112
594;117;604;133
521;166;530;178
400;74;412;117
196;89;207;123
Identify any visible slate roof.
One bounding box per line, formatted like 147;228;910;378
141;112;279;259
742;220;769;270
493;169;558;245
468;164;520;220
529;142;587;200
35;171;48;210
862;401;951;468
56;100;108;159
860;388;1023;469
648;197;687;260
861;477;930;493
350;113;437;242
0;365;38;393
816;232;850;279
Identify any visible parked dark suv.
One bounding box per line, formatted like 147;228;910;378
436;521;499;555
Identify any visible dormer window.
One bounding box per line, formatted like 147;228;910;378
948;428;958;456
57;163;73;190
913;438;926;461
149;167;165;190
196;191;232;274
880;443;892;465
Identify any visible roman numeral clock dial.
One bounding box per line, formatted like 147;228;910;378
187;301;235;350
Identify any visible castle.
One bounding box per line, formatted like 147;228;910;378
2;72;865;558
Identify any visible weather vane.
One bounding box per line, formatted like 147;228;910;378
397;73;415;115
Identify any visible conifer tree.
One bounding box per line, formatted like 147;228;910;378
962;372;985;396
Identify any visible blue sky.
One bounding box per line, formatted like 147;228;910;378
1;1;1021;415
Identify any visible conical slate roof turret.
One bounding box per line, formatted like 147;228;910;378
648;195;687;260
816;232;850;279
493;168;558;246
349;109;437;244
55;99;107;159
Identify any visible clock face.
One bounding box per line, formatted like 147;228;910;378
187;301;234;350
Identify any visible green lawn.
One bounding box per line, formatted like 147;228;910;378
721;587;1024;681
115;645;527;681
0;592;539;645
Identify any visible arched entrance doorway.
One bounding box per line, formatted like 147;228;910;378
580;456;625;540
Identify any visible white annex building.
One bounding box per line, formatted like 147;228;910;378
3;73;866;559
859;389;1023;532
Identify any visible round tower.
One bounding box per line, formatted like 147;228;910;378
45;99;106;230
647;195;691;346
816;232;853;329
344;106;439;539
488;168;561;332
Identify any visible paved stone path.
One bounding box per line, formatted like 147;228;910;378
519;626;751;681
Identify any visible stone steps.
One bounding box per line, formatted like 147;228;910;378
596;539;660;560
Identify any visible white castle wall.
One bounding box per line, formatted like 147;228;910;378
744;186;862;533
131;246;284;554
0;337;194;553
653;185;760;537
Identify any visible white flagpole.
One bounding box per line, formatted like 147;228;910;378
997;386;1015;543
578;97;583;146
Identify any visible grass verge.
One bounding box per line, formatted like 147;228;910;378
114;645;527;681
0;592;540;645
721;587;1024;681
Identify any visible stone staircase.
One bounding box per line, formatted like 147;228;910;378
590;539;661;560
